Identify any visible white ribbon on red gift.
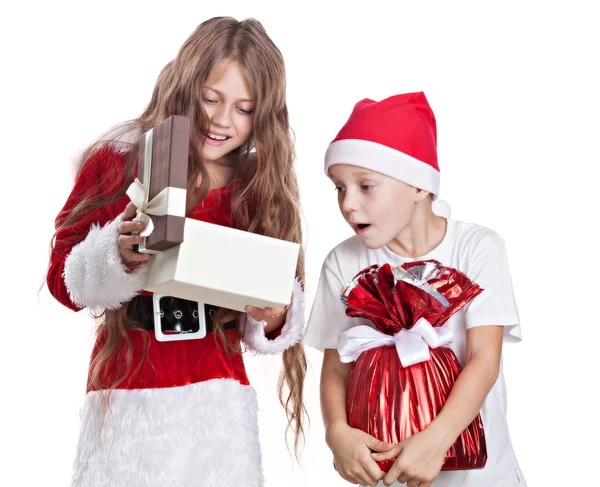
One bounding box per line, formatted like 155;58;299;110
125;130;186;238
337;318;454;367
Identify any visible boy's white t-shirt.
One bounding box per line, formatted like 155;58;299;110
304;219;526;487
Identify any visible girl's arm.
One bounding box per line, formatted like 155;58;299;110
374;325;503;487
321;349;394;487
47;148;146;311
240;277;306;354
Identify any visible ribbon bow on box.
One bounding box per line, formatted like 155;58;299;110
337;260;482;366
125;130;187;252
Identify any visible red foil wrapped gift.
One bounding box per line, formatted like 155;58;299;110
338;260;487;472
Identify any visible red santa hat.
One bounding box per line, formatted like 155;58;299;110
325;92;450;217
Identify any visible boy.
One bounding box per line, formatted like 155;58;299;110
303;92;525;487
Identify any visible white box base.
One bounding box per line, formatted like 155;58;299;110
143;218;300;312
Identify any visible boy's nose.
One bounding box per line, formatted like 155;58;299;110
341;193;358;213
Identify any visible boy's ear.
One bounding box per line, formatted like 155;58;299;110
414;188;432;203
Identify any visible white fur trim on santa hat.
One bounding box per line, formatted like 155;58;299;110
432;198;452;219
71;379;264;487
325;139;441;196
63;215;147;311
241;277;305;354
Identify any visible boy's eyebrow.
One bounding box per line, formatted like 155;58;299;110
202;86;254;103
352;170;378;177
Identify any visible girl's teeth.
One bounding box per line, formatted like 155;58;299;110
208;133;228;140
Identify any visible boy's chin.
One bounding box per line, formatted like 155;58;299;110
357;234;387;250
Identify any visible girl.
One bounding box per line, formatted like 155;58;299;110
47;17;306;487
303;92;526;487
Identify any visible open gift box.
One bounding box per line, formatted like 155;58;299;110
142;218;301;312
131;115;300;312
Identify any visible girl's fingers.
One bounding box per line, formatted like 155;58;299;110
244;306;264;322
120;248;150;263
118;234;142;249
118;220;145;236
122;202;138;220
263;305;287;317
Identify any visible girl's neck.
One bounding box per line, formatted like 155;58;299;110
386;205;447;259
200;152;237;189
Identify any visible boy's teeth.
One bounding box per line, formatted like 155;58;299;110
208;133;228;140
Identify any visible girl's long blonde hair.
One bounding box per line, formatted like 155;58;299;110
52;17;307;454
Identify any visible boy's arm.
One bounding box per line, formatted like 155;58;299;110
428;325;503;446
321;349;393;487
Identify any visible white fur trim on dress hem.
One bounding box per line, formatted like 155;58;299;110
71;379;264;487
63;216;147;311
241;278;305;355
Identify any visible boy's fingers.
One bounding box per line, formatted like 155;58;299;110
366;436;395;453
348;469;371;487
371;447;399;461
383;459;405;486
363;462;385;485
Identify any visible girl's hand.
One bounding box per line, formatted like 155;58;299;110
117;202;151;265
326;421;393;487
245;303;290;334
244;304;289;322
372;428;448;487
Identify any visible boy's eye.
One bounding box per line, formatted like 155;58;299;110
360;185;374;191
334;186;344;192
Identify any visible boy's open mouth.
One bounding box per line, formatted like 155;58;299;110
352;223;371;234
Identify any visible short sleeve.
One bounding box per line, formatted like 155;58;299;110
303;251;368;350
464;238;522;343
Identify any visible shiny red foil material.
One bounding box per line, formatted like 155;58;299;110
343;260;487;471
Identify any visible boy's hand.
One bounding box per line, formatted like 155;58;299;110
326;421;393;487
371;428;447;487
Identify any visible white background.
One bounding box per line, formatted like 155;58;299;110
1;1;598;486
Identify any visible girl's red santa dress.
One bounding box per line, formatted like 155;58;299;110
47;146;305;487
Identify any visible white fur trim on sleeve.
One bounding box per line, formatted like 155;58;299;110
241;278;305;355
63;216;147;311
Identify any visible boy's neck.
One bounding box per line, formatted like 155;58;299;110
386;208;448;259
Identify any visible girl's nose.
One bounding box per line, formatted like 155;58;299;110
211;105;232;128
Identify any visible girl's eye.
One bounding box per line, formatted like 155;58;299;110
237;108;254;115
361;185;374;191
203;97;216;104
334;186;344;192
